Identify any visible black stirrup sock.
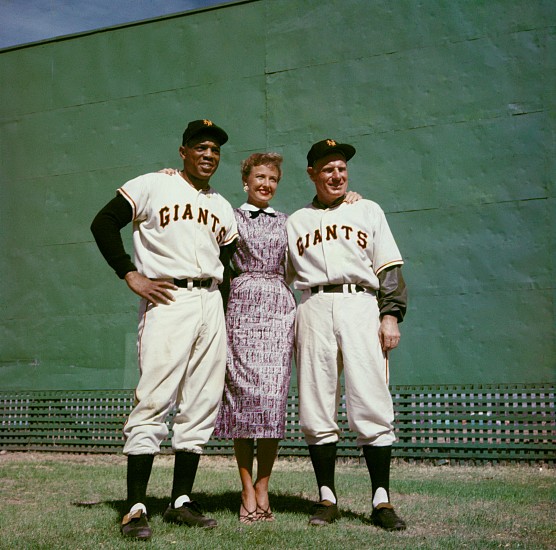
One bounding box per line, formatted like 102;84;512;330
126;454;155;508
362;445;392;500
170;451;200;505
308;442;338;500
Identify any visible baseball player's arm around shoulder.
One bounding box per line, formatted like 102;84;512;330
284;247;296;286
124;271;177;306
344;190;362;203
156;168;178;175
217;241;237;311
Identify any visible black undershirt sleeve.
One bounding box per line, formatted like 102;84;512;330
218;240;238;311
90;194;137;279
377;266;408;323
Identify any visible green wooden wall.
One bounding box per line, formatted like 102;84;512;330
1;0;554;390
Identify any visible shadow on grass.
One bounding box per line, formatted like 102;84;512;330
73;490;371;525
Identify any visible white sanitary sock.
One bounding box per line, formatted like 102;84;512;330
129;502;147;515
320;486;337;504
372;487;389;508
174;494;191;508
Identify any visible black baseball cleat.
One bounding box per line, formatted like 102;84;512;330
163;500;217;528
308;499;339;526
120;508;152;540
370;503;407;531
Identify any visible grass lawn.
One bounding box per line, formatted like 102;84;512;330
0;451;554;549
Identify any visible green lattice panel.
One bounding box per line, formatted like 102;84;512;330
1;384;554;462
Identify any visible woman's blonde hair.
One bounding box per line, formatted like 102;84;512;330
241;152;283;182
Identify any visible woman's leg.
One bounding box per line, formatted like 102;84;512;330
254;438;279;520
233;439;257;523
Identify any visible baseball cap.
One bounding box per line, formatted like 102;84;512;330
307;139;356;166
182;119;228;146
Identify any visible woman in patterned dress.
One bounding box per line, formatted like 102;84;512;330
213;153;296;524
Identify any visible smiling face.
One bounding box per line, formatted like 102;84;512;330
307;153;348;205
244;164;280;208
179;135;221;188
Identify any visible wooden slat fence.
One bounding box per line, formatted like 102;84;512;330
1;384;554;463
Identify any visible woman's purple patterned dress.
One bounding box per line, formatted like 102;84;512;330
214;208;296;439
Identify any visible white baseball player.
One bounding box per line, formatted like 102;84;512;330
91;119;238;540
286;138;408;530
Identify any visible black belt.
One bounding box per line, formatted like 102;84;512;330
310;284;366;294
173;278;213;288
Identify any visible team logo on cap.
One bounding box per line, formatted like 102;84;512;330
203;119;213;126
326;139;337;146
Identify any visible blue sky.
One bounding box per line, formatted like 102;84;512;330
0;0;225;49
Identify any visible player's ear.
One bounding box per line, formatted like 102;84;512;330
179;146;187;159
307;166;315;182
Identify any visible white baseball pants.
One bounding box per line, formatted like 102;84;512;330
295;289;396;447
123;286;227;455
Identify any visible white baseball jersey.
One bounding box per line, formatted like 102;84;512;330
118;172;238;282
286;199;403;290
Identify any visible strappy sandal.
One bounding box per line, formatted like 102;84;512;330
256;505;275;522
239;501;258;525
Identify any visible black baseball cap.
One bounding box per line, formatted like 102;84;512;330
182;119;228;146
307;139;356;167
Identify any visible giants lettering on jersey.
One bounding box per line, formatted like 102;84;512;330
296;224;368;256
159;203;227;243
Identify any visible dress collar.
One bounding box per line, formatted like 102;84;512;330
239;203;276;214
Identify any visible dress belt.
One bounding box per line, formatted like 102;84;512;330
173;278;213;289
310;283;367;294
